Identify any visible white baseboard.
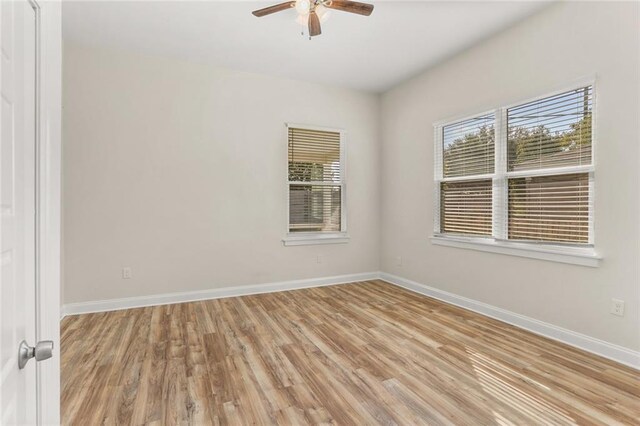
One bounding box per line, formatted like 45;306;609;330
61;271;380;317
380;272;640;370
61;270;639;370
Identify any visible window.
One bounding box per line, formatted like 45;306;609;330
284;124;348;246
439;113;495;237
433;84;597;265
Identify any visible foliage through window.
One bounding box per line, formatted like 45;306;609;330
443;113;495;178
435;85;594;245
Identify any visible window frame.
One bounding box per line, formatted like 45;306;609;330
432;78;600;267
283;123;349;246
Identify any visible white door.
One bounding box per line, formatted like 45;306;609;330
1;0;38;424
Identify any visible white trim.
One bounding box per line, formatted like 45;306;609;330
61;271;378;317
433;125;442;181
588;171;595;245
430;235;600;267
433;108;496;128
285;122;345;133
505;164;594;179
289;180;341;186
501;75;597;110
492;107;507;237
433;183;441;234
439;173;495;183
60;271;639;370
433;125;442;234
34;1;61;424
283;232;350;246
380;273;640;370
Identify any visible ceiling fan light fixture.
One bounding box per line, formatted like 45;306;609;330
315;4;331;22
295;13;309;25
295;0;311;15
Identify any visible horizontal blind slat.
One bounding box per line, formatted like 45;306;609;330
443;113;495;178
508;173;590;244
288;127;342;183
440;179;492;236
288;126;343;233
289;184;341;233
508;86;593;172
509;89;592;112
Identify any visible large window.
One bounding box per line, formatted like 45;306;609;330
434;85;595;262
285;124;347;245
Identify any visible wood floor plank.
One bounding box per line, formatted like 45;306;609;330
61;280;640;425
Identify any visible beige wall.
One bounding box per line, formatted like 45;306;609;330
380;1;640;351
62;43;380;303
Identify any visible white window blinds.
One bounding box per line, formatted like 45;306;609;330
508;174;590;243
288;126;344;233
508;86;592;171
443;114;495;178
436;114;495;236
434;84;594;246
440;180;493;236
506;86;593;243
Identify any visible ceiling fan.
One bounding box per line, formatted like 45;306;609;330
252;0;374;38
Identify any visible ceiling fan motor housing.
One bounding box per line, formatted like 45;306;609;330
252;0;374;38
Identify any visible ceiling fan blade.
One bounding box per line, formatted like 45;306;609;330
308;11;321;37
252;1;296;17
325;0;374;16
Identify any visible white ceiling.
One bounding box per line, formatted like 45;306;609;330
62;1;549;93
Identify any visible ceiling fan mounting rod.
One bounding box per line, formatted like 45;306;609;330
309;0;332;13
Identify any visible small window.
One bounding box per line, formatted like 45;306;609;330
434;84;594;249
287;125;345;235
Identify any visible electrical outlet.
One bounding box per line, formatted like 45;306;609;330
610;299;624;317
395;256;403;267
122;267;132;279
316;255;323;264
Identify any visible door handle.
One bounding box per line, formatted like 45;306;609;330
18;340;54;369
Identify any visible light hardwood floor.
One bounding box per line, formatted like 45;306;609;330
61;280;640;425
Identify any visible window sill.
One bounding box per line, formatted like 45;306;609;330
283;233;350;247
430;235;601;267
